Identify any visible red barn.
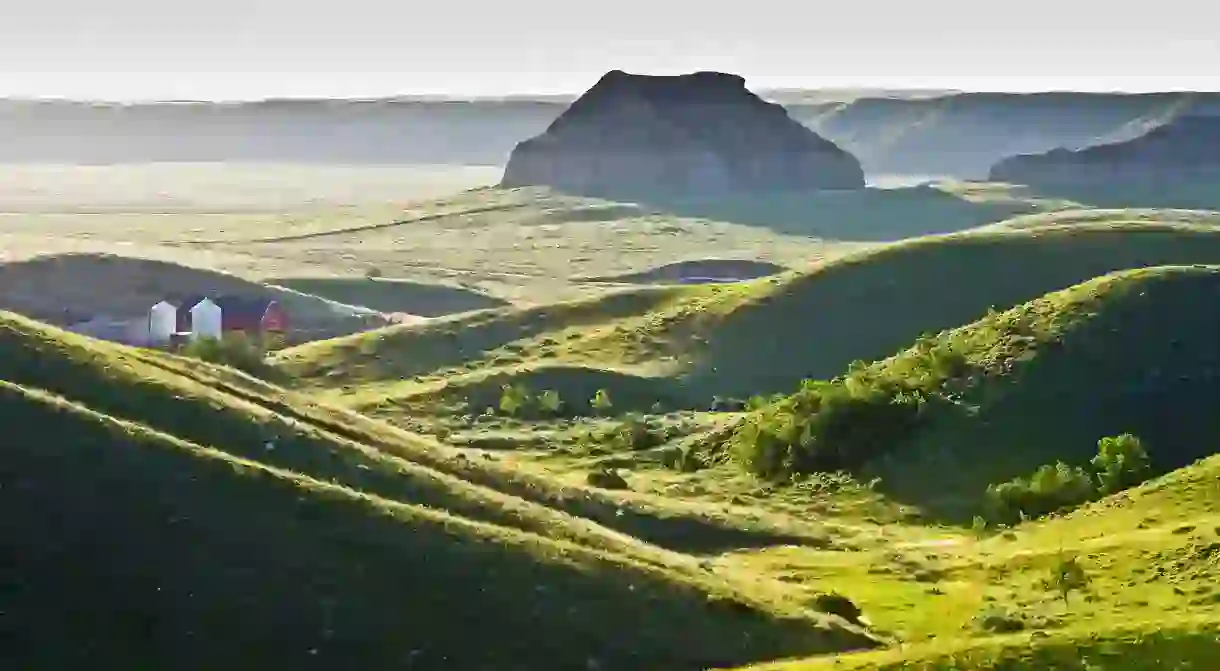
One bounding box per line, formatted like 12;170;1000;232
213;295;288;334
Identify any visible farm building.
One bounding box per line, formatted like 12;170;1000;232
169;294;288;336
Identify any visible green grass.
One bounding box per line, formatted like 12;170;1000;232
726;452;1220;669
736;616;1220;670
278;222;1220;417
267;276;510;315
1;313;883;669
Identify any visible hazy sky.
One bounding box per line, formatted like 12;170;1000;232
3;0;1217;100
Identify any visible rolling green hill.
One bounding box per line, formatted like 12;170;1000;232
278;222;1220;418
0;308;839;554
0;312;881;669
723;265;1220;519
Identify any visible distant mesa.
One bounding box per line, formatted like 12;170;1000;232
499;70;866;198
989;115;1220;185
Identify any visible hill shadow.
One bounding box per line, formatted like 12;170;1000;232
0;253;277;324
581;259;788;285
416;363;691;415
268;276;509;317
597;185;1037;240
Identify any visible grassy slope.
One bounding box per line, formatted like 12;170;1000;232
279;222;1220;414
714;265;1220;517
730;452;1220;670
1;308;843;555
0;314;883;669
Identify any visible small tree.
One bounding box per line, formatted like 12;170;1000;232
971;515;989;539
1047;553;1090;606
591;388;613;416
1092;433;1151;495
538;389;563;416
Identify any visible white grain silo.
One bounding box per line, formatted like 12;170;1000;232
189;297;223;341
148;301;178;345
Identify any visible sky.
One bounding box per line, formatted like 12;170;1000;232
3;0;1218;100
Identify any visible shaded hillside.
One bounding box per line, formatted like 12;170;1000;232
725;266;1220;516
1;380;878;670
988;116;1220;209
279;223;1220;413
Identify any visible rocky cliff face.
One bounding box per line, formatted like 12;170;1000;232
989;115;1220;185
499;70;865;197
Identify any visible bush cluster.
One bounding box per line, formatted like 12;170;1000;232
986;434;1152;524
179;333;273;377
496;384;602;419
728;338;970;478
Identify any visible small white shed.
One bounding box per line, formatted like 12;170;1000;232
148;301;178;344
189;298;223;340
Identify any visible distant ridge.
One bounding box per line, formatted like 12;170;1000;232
5;90;1220;173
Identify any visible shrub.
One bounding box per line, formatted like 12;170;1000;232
1092;433;1151;495
180;333;271;377
986;434;1155;524
971;515;989;538
986;462;1096;525
537;389;564;416
727;341;973;479
590;388;614;416
973;606;1027;633
730;374;938;478
608;415;667;451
